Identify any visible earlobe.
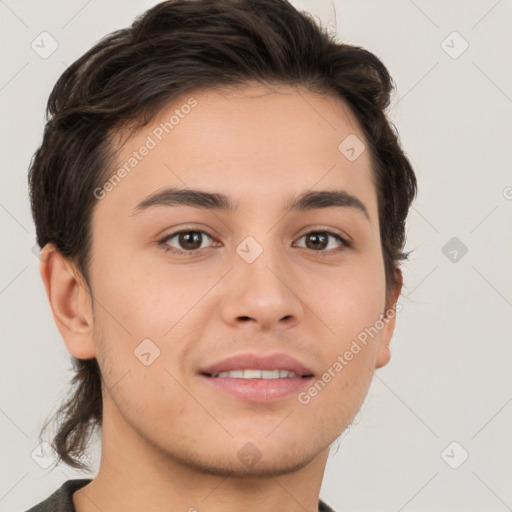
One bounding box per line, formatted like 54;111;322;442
375;270;403;369
40;244;96;360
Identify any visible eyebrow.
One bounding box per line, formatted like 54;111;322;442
133;187;370;220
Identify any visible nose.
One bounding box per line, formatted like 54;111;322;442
219;241;304;331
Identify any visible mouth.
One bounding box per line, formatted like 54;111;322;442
199;353;315;402
206;369;308;379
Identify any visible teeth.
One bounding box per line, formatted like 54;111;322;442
244;369;263;379
212;369;299;379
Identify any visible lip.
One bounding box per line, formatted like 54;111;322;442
199;352;315;403
200;352;314;377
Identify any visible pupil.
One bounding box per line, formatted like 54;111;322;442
180;231;201;250
306;233;327;250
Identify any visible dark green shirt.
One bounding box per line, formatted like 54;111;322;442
26;479;337;511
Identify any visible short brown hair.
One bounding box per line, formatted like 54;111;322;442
29;0;417;470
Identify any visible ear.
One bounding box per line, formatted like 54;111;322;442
40;243;96;359
375;270;403;369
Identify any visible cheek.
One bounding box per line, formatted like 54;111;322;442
313;258;386;342
90;247;178;336
89;256;207;393
305;250;386;401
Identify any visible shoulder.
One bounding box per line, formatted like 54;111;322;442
319;498;338;512
25;479;92;512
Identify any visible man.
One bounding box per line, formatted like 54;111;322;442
27;0;416;510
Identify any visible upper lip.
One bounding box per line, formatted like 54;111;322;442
200;353;314;377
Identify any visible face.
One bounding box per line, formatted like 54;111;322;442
84;83;399;477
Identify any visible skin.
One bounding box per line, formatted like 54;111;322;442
41;83;401;512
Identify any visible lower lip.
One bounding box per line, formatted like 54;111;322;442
200;375;314;402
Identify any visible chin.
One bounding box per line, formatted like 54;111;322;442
157;430;327;478
174;447;321;478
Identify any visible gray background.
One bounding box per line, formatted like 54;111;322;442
1;1;511;511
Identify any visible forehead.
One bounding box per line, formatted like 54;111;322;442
99;83;378;221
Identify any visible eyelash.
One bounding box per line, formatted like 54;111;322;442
158;229;351;257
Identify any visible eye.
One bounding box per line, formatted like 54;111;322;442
294;231;350;255
158;228;350;256
159;229;216;255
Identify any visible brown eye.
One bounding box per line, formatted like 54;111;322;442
162;230;215;253
178;231;202;250
305;232;328;250
295;231;349;253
